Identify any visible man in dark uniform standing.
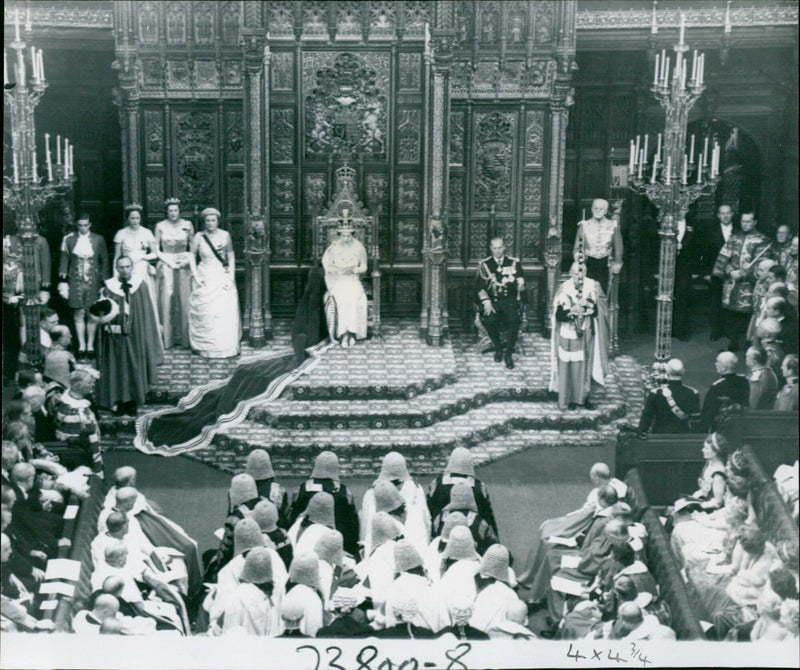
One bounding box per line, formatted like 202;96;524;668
700;351;750;432
699;205;735;341
638;359;701;433
476;237;525;370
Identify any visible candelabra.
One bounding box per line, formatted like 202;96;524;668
628;14;720;376
4;9;76;366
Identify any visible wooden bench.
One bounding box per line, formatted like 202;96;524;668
616;411;798;507
624;469;707;640
40;475;106;632
741;444;799;553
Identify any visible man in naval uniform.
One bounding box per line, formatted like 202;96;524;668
638;359;701;434
476;237;525;370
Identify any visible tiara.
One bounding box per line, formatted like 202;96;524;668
124;203;143;212
164;197;181;207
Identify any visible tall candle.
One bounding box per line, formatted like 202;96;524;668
703;137;709;166
697;154;703;183
69;145;74;176
691;50;698;82
32;148;37;180
56;135;61;165
654;53;660;86
663;57;670;86
13;152;19;183
26;5;32;32
665;156;671;185
656;133;662;162
30;47;38;82
37;50;44;82
15;10;20;42
629;140;635;173
725;0;732;33
64;139;70;174
638;150;644;180
689;134;695;162
660;49;667;82
682;155;688;184
699;54;704;85
643;134;649;162
679;12;685;45
651;159;657;184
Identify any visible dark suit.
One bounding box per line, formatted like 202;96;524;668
778;310;798;354
673;225;698;340
700;373;750;432
698;221;734;339
32;408;55;443
638;380;701;434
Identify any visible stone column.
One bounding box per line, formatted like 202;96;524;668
421;29;455;346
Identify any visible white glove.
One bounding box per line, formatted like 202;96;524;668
58;282;69;300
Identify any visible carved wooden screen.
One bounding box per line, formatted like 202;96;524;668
117;1;245;252
267;20;428;317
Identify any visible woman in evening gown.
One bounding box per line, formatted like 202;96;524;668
188;207;241;359
154;198;194;348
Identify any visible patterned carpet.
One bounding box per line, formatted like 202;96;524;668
102;319;647;477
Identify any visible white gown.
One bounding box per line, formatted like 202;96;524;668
189;231;241;358
322;237;368;340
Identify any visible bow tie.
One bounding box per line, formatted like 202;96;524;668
120;280;131;294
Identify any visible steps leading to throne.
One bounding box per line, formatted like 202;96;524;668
101;320;648;478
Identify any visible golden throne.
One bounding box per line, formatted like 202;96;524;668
312;166;381;337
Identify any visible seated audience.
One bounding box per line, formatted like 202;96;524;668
74;594;117;635
708;527;778;639
278;590;309;638
8;462;61;556
485;599;536;640
91;541;186;634
21;385;55;443
43;325;77;389
1;533;55;633
775;354;799;411
206;473;260;580
431;480;497;555
470;544;524;633
205;517;267;635
376;596;436;639
700;352;749;432
285;553;324;637
356;512;400;612
424;511;468;582
314;529;358;609
221;547;281;637
4;421;59;465
598;602;675;641
252;499;293;570
437;593;491;641
521;484;620;605
245;449;289;528
361;452;431;559
289;451;360;558
316;587;372;638
670;433;729;520
746;346;778;409
427;447;498;537
52;369;102;474
384;540;446;632
288;491;337;556
102;466;201;594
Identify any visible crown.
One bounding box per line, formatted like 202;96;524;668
164;197;181;207
335;165;357;183
124;202;143;212
335;208;355;232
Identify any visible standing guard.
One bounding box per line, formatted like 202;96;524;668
476;237;526;370
573;199;624;293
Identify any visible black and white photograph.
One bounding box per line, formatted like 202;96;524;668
2;1;798;668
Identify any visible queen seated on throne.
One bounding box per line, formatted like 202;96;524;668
322;211;368;348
